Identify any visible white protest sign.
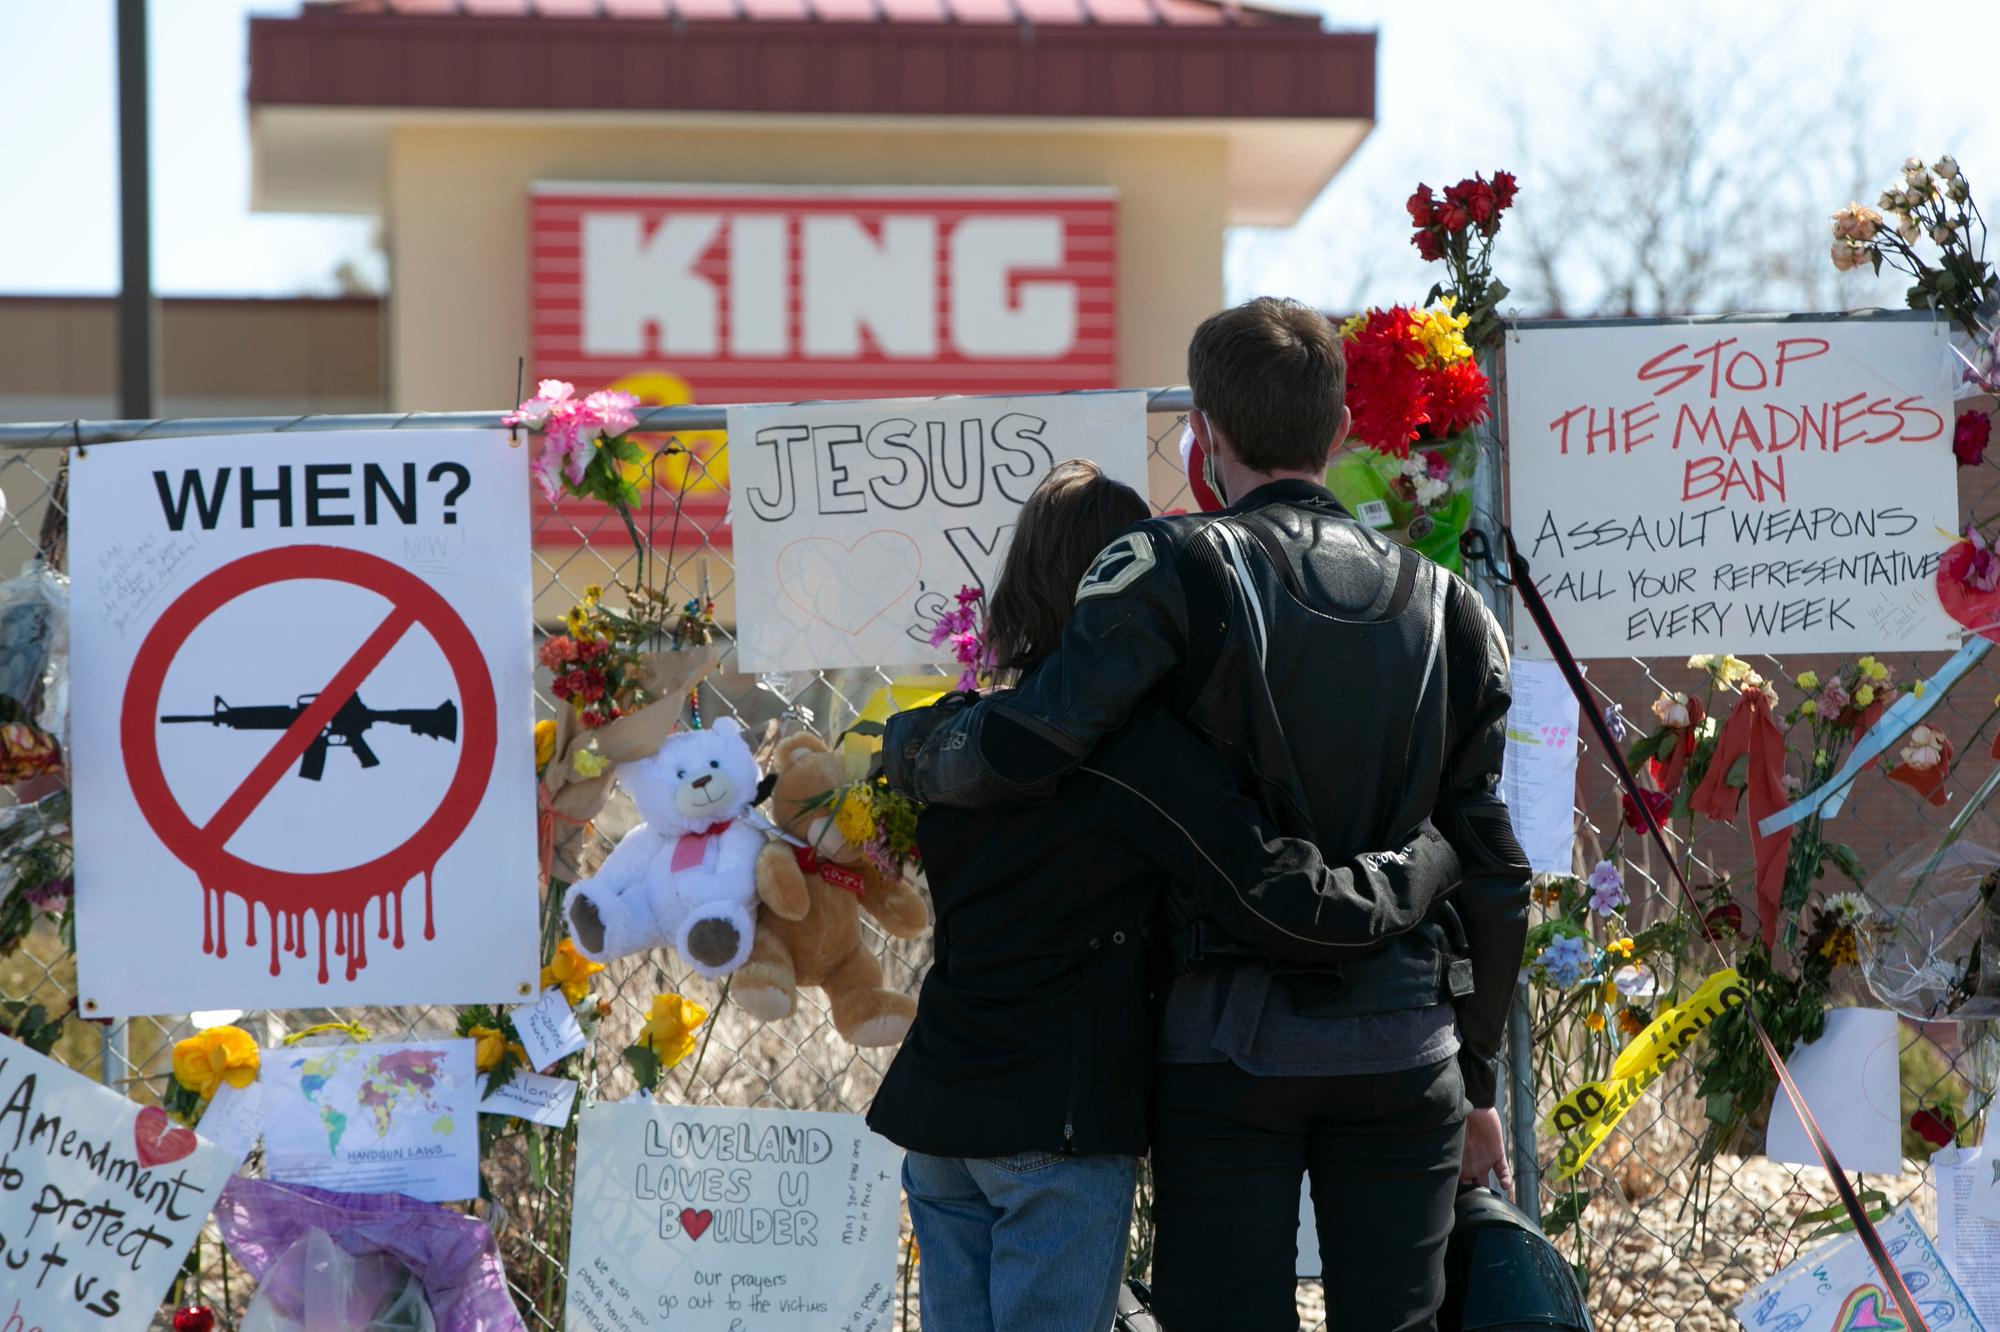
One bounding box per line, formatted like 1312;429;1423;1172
513;987;587;1073
1763;1007;1907;1177
1506;318;1958;659
481;1070;578;1129
69;430;539;1016
261;1038;482;1204
566;1103;903;1332
0;1035;243;1331
1500;659;1581;875
727;392;1150;672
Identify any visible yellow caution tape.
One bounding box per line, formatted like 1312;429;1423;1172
841;676;953;764
280;1020;371;1047
1545;968;1748;1182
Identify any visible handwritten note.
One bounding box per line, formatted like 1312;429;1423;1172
481;1071;578;1129
565;1104;903;1332
514;987;587;1072
89;532;203;641
1763;1007;1905;1177
1507;318;1958;659
1736;1203;1983;1331
0;1035;244;1331
727;393;1149;672
1498;658;1581;875
1933;1146;2000;1328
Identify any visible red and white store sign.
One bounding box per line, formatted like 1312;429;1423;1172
529;184;1119;547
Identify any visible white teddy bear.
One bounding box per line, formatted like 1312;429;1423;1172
564;717;764;979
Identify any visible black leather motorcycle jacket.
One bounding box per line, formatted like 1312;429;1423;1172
884;478;1532;1106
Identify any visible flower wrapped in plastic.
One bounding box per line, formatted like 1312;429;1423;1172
1858;840;2000;1021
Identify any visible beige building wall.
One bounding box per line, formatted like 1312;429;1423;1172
382;121;1230;412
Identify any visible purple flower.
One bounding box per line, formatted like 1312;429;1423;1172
1587;860;1627;916
24;876;70;911
1601;703;1629;744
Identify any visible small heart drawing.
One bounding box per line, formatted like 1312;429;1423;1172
135;1105;198;1168
679;1207;715;1242
1938;541;2000;643
775;531;921;637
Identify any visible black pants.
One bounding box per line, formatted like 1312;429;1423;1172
1148;1057;1467;1332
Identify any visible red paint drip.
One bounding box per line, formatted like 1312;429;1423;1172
214;890;228;960
201;871;436;985
283;910;294;955
202;884;215;956
423;867;436;942
245;900;257;949
316;911;329;984
378;896;389;941
393;887;405;949
293;911;307;960
335;911;347;958
268;904;280;978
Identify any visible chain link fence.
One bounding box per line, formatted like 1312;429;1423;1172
3;389;1992;1331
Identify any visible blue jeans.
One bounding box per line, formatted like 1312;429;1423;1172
903;1150;1139;1332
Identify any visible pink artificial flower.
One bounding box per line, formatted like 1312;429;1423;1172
1423;450;1451;481
1964;524;2000;593
955;585;985;609
1817;675;1851;714
529;447;564;502
504;379;575;429
583;389;642;439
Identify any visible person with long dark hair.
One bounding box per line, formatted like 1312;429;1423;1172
867;460;1465;1332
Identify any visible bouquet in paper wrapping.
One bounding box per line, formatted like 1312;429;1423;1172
1860;839;2000;1021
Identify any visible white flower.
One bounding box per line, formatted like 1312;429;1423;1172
1826;891;1872;923
1901;724;1946;771
1651;691;1692;729
1880;188;1906;212
1934;222;1957;246
1936;155;1961;181
1686;655;1716;670
1905;157;1930;185
1905;187;1928;210
1698;715;1719;742
1832;241;1864;272
1898;215;1921;245
1905;155;1926;173
1949;178;1971;203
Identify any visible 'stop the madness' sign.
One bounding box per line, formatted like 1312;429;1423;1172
528;184;1119;548
1506;316;1959;659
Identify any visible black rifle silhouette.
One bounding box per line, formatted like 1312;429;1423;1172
161;694;459;781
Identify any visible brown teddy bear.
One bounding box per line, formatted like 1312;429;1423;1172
735;732;930;1047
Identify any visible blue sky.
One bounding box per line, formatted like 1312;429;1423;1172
4;1;1997;314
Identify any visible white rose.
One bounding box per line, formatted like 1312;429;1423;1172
1898;216;1921;244
1934;222;1956;246
1905;187;1927;209
1936;155;1960;180
1950;178;1971;202
1831;242;1862;272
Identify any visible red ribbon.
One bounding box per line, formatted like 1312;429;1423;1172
536;785;592;884
671;821;736;874
792;844;868;898
1689;688;1794;951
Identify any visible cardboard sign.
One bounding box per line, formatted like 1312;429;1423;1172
0;1036;243;1331
69;430;539;1015
1507;318;1958;659
261;1038;482;1205
1736;1203;1983;1331
528;183;1120;551
728;391;1149;672
565;1104;903;1332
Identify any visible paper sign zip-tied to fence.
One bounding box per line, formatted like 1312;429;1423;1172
1498;525;1935;1332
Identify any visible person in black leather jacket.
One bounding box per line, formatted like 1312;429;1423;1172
885;299;1532;1332
869;461;1464;1332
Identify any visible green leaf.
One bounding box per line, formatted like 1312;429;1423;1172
624;1043;662;1092
1825;843;1865;885
1624;731;1665;768
1541;1189;1592;1238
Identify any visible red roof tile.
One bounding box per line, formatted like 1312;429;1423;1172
305;0;1324;25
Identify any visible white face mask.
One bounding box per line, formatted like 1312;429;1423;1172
1180;415;1226;511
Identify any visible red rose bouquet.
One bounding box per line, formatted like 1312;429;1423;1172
1407;170;1518;350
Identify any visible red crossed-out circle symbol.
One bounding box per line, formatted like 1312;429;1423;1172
122;546;496;957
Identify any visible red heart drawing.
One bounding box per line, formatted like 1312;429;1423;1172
1938;541;2000;643
679;1207;714;1242
135;1105;198;1168
775;531;921;636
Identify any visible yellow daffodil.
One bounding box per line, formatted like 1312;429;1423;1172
535;719;557;774
583;585;604;604
468;1025;526;1074
573;747;609;779
833;786;876;848
542;939;606;1005
1585;1011;1606;1033
1795;671;1820;692
1600;979;1620;1004
641;994;708;1068
564;606;590;638
1854;684;1876;708
172;1025;261;1103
